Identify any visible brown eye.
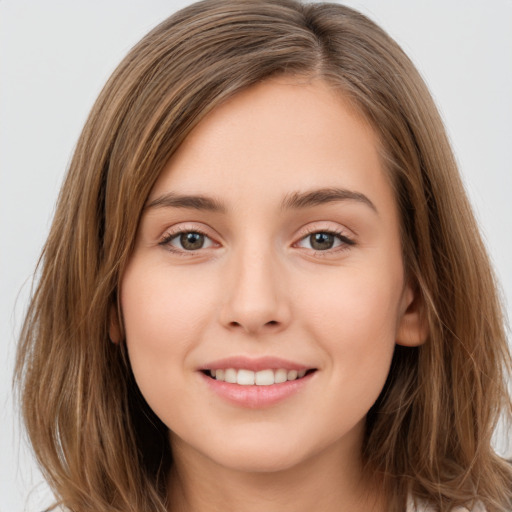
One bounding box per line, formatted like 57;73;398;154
309;232;335;250
160;230;215;253
179;232;205;250
296;230;355;253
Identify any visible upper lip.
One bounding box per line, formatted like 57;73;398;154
200;356;313;372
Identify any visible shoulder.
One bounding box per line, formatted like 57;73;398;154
407;495;487;511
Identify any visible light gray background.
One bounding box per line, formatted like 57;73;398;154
1;1;511;510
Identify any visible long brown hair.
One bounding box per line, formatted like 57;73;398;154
15;1;512;510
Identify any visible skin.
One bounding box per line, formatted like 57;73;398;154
119;76;425;512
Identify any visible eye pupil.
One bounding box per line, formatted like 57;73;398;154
180;232;205;250
310;232;334;250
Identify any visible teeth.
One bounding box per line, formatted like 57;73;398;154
275;368;287;383
237;369;255;385
255;369;274;386
224;368;237;383
210;368;310;385
287;370;298;381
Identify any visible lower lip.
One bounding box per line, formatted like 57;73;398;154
200;371;315;409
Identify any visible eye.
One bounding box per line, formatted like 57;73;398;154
160;230;216;252
296;230;355;252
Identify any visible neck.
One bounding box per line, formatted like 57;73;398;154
167;435;387;512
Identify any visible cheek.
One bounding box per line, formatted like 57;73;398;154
120;262;218;425
300;266;402;335
122;264;212;340
120;263;218;388
296;262;403;380
299;270;401;419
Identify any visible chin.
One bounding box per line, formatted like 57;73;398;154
195;431;322;474
212;449;307;474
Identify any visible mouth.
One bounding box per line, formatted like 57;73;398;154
199;358;318;408
201;368;317;386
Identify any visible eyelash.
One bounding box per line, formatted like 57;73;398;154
159;227;214;256
158;227;355;256
296;228;355;255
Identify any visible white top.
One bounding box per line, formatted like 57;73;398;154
50;501;486;511
49;496;487;511
408;496;486;511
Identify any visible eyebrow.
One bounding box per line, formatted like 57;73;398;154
145;192;227;213
280;187;377;214
145;187;377;214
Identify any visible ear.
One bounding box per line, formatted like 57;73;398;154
396;283;428;347
109;304;122;344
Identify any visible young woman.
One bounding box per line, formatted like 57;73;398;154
15;1;512;511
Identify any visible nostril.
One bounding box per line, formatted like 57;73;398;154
225;318;282;334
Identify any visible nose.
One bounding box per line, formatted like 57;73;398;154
219;245;291;335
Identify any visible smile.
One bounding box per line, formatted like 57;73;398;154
205;368;313;385
199;357;318;407
200;369;316;408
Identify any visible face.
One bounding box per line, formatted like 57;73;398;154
119;77;423;475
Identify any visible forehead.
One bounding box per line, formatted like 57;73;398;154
148;77;394;219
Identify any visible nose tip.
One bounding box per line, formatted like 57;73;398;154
219;252;290;335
